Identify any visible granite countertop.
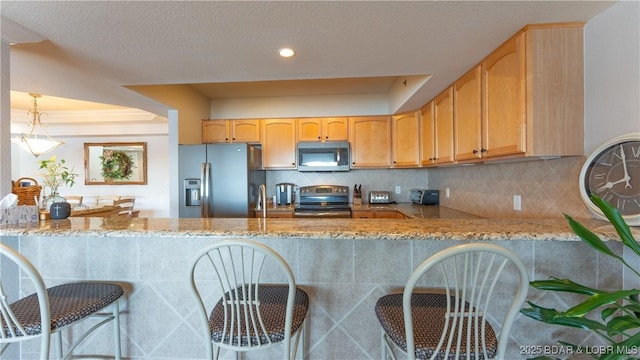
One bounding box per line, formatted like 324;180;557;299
1;209;633;241
351;203;481;219
269;202;479;219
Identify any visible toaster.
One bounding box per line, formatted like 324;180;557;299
369;191;391;204
411;189;439;205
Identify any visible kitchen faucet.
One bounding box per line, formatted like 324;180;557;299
257;184;267;218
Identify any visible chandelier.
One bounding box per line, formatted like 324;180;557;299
16;93;64;157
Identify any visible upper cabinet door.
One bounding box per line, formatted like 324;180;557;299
262;119;297;169
454;66;482;161
298;119;323;141
391;111;420;167
323;117;349;141
482;32;526;158
419;101;436;166
231;120;260;143
434;87;455;165
202;120;230;143
298;118;348;142
349;116;391;168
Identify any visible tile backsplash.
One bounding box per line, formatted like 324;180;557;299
429;156;591;220
268;156;591;220
268;168;428;203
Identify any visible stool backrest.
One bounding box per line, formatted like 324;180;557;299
0;244;51;359
403;243;529;360
189;239;299;359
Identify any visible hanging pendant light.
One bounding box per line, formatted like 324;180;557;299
16;93;64;157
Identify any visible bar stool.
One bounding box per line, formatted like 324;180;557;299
0;243;125;359
188;239;309;359
375;243;529;360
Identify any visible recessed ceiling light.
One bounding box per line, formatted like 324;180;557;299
279;48;295;58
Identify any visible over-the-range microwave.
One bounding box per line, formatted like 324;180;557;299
297;141;350;172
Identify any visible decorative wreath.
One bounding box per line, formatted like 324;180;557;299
100;150;135;180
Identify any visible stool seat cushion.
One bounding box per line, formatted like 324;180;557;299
375;292;498;360
209;284;309;346
4;282;124;336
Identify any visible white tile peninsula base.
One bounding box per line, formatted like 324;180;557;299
8;235;620;360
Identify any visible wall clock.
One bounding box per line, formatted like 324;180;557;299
579;132;640;226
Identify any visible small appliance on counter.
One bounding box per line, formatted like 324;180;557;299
369;191;391;204
276;183;296;205
410;189;439;205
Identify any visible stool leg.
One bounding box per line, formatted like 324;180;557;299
113;301;121;360
55;331;63;359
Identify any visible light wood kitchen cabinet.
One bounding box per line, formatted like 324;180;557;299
349;116;391;168
202;119;260;143
255;211;294;218
433;87;455;165
261;119;297;169
298;117;348;142
202;120;228;143
481;24;584;159
454;66;482;161
391;111;420;167
419;101;436;166
351;209;404;218
351;210;374;218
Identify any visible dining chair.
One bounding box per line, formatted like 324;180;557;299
95;195;121;206
375;243;529;360
112;197;135;216
0;243;125;360
63;195;83;207
189;239;309;360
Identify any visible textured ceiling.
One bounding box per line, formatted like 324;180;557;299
2;1;617;115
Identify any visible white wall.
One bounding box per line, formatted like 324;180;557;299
11;134;170;217
584;0;640;152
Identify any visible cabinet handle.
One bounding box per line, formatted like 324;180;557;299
325;136;329;139
481;148;487;153
473;149;478;154
317;136;321;140
232;137;236;141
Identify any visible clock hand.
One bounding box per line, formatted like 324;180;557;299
620;145;632;189
597;177;629;192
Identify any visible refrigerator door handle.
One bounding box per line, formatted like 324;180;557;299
201;163;211;218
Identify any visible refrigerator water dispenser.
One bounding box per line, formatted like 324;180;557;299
184;179;201;206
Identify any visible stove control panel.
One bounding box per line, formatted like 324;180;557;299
299;185;349;196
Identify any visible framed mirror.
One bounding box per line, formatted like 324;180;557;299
84;142;147;185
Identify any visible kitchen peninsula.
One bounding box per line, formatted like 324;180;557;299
1;213;634;359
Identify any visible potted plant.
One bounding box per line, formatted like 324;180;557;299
520;195;640;359
38;155;78;208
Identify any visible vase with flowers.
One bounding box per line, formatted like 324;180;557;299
38;155;78;209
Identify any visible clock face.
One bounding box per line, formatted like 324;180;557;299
581;136;640;221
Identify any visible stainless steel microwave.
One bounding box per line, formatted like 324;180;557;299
297;141;350;172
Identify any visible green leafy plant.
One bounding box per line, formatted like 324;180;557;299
521;195;640;360
100;150;135;180
38;155;77;194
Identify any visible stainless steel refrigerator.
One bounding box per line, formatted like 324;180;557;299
178;143;265;218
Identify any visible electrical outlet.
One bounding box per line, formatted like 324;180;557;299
445;188;450;198
513;195;522;211
395;185;401;194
